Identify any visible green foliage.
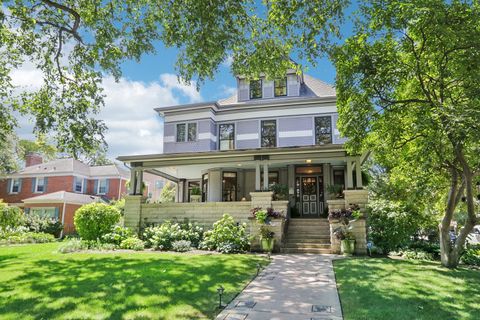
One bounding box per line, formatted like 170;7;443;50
259;225;274;240
0;204;25;230
461;244;480;266
200;214;250;253
24;214;63;238
102;226;132;246
120;237;145;251
392;249;435;261
190;186;201;196
18;137;57;162
58;238;87;253
110;198;125;216
74;203;121;241
143;221;204;250
254;209;268;224
159;182;176;203
0;232;55;245
269;184;288;200
171;240;192;252
368;199;438;253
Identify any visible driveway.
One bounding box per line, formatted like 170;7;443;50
216;254;344;320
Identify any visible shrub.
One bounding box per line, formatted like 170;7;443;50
0;232;55;245
143;221;203;250
200;214;250;253
400;249;435;261
25;214;63;237
367;199;436;253
120;237;145;251
83;239;117;251
74;203;121;240
102;226;132;245
0;204;25;230
58;238;87;253
172;240;192;252
461;244;480;266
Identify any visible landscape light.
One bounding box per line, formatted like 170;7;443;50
217;285;225;309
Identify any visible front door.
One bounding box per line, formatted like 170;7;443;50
297;176;324;217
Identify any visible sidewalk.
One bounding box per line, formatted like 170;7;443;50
216;254;344;320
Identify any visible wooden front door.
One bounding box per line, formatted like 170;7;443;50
297;176;324;217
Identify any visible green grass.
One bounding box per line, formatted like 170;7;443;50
334;257;480;320
0;243;267;320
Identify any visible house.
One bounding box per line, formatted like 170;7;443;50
118;70;369;253
0;154;131;234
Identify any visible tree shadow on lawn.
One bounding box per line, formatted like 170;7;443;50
0;253;264;320
334;257;480;320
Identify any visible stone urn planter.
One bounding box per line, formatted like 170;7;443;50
261;238;275;252
190;195;201;202
341;239;356;256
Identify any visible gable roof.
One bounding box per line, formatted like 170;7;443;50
22;191;106;205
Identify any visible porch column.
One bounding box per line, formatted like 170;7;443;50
136;169;144;195
255;161;261;191
129;168;137;195
263;162;269;191
346;157;354;189
355;157;363;189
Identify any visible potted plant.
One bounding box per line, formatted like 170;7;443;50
333;225;356;256
190;186;201;202
251;207;283;224
259;225;275;252
329;204;361;256
269;184;289;200
327;184;344;199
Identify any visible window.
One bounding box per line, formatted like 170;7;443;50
315;116;332;145
296;166;323;174
30;207;58;219
10;178;20;194
249;79;262;99
155;180;164;190
333;169;345;189
274;78;287;96
35;177;45;193
260;171;279;190
187;181;200;202
176;123;197;142
222;172;237;202
74;177;84;193
97;179;107;194
219;123;235;150
202;173;208;202
261;120;277;148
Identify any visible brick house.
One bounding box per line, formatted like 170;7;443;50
0;154;131;235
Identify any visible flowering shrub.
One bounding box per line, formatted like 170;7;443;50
143;221;203;250
172;240;192;252
74;203;121;240
102;226;133;245
25;214;63;238
120;237;145;251
0;204;25;230
0;231;55;244
200;214;250;253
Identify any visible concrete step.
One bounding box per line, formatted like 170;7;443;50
284;243;331;249
285;238;331;244
287;227;330;233
289;219;330;226
282;247;332;254
286;233;330;239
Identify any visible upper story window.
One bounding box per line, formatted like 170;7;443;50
74;176;84;193
34;177;45;193
155;180;164;190
249;79;262;99
274;78;287;97
315;116;332;145
9;178;20;194
261;120;277;148
176;123;197;142
97;179;108;195
219;123;235;150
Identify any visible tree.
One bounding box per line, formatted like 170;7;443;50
0;0;346;173
333;0;480;267
159;182;176;203
18;136;57;162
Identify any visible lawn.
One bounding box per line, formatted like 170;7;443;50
0;243;267;320
334;257;480;320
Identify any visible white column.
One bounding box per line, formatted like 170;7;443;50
255;161;261;191
137;169;144;195
263;162;269;191
355;157;363;189
346;158;354;190
130;169;137;195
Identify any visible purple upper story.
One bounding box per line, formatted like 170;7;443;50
157;72;346;154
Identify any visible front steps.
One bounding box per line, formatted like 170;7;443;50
282;218;332;254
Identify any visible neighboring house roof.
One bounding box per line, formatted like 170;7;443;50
22;191;106;205
217;74;335;106
9;158;129;179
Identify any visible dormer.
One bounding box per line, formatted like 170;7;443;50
237;69;303;102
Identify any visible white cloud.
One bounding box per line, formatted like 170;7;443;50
222;55;234;67
218;85;236;98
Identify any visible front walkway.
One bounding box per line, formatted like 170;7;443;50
216;254;344;320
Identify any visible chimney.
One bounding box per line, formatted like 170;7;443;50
25;152;43;167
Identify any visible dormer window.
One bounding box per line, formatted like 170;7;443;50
249;80;262;99
274;78;287;97
176;123;197;142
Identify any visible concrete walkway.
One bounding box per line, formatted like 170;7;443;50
216;254;343;320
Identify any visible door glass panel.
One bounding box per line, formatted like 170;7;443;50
296;166;322;174
222;172;237;201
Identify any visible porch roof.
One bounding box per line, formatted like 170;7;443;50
117;145;349;169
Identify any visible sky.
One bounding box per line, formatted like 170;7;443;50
14;3;356;160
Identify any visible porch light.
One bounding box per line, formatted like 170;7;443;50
217;285;225;309
305;159;312;163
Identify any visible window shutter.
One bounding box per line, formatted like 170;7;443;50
94;179;99;194
237;79;249;101
24;207;30;215
54;207;59;220
83;179;88;193
6;178;11;194
18;178;22;193
31;178;36;193
44;177;48;193
105;179;110;194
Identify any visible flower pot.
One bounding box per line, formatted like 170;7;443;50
190;195;201;203
261;238;275;252
341;239;355;256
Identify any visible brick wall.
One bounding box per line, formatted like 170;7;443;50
0;176;75;204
